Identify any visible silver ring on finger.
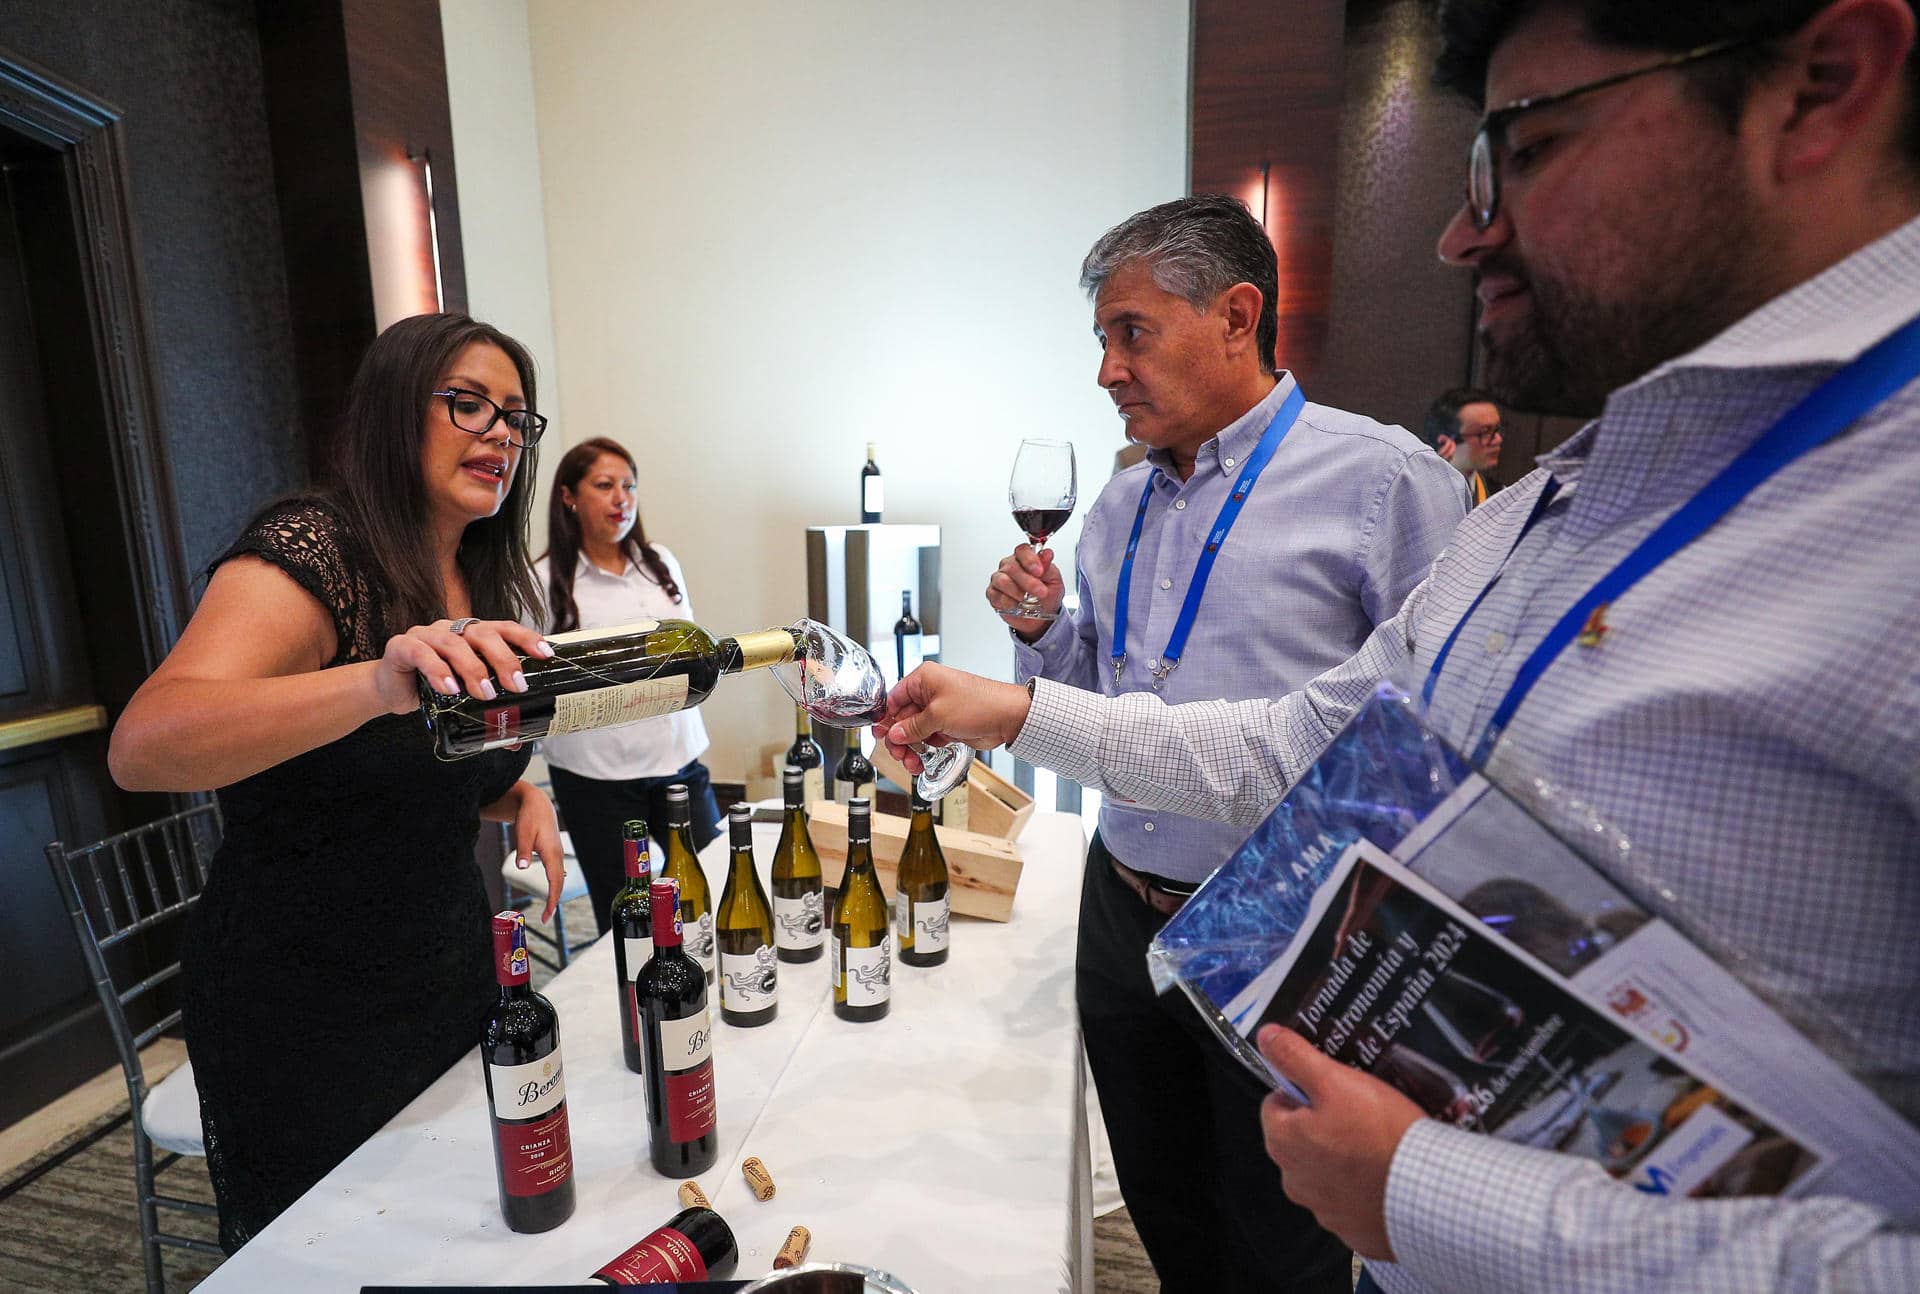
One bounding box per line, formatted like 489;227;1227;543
449;617;478;636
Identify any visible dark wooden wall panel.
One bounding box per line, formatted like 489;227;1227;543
1190;0;1348;387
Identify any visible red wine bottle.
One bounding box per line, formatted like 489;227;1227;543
637;878;718;1175
610;819;654;1074
481;912;575;1233
589;1206;739;1283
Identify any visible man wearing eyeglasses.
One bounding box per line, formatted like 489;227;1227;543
1421;387;1504;507
879;1;1920;1290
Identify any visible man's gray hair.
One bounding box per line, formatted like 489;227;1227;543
1079;194;1279;373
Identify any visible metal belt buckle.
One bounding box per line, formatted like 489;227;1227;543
1150;658;1179;691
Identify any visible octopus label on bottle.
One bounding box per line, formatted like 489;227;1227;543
774;891;825;951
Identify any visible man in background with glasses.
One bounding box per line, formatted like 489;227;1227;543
885;1;1920;1290
1421;387;1504;507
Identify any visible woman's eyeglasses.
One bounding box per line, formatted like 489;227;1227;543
431;387;548;448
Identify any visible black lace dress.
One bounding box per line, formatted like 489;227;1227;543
181;498;530;1253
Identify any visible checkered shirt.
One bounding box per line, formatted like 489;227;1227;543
1012;213;1920;1293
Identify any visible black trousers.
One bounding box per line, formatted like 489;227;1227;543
1079;832;1351;1294
547;759;721;933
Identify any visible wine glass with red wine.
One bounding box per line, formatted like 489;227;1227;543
1005;439;1078;621
768;619;974;800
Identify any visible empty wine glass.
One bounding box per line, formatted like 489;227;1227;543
769;619;974;800
1005;439;1077;621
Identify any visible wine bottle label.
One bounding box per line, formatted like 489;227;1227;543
689;912;716;977
721;946;779;1012
774;892;825;950
622;935;654;980
546;617;660;645
829;930;840;990
891;892;909;942
488;1052;566;1120
843;937;892;1006
802;767;824;805
864;476;884;513
481;704;523;745
914;895;951;953
547;674;690;737
940;784;970;831
494;1103;572;1198
837;779;875;802
659;1010;716;1142
593;1225;709;1283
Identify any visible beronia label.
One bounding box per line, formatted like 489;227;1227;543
660;1009;716;1143
896;894;950;954
721;947;779;1012
842;937;891;1006
489;1052;565;1120
774;893;825;950
547;675;690;737
593;1225;709;1283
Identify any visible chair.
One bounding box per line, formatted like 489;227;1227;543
45;803;226;1294
498;826;597;970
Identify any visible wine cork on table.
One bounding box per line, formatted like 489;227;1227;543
741;1156;775;1201
677;1180;710;1210
773;1225;811;1269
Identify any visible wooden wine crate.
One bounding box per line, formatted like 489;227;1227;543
806;801;1024;923
868;746;1037;841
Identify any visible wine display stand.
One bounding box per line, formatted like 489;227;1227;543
869;747;1034;841
806;802;1022;922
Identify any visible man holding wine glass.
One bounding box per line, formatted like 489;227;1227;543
985;194;1465;1294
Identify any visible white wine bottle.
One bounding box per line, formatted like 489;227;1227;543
715;805;778;1028
661;785;716;984
418;619;797;759
786;705;825;806
895;790;951;968
770;765;825;964
830;797;891;1022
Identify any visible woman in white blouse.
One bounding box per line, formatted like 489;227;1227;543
533;437;722;932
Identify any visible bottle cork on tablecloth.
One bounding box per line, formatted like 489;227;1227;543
677;1180;711;1210
773;1225;812;1269
741;1156;775;1200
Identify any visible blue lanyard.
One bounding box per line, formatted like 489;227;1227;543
1112;383;1306;689
1425;310;1920;765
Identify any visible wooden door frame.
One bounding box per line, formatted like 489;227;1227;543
0;48;189;669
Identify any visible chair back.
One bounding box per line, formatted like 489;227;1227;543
44;802;223;1109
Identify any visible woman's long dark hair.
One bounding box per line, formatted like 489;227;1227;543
324;312;542;633
540;437;681;634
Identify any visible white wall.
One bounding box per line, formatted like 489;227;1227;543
521;0;1189;780
442;0;566;555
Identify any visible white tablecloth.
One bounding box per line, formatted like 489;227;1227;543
195;812;1091;1292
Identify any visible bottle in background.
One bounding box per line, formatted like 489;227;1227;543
636;878;718;1175
895;790;951;968
770;765;825;964
892;589;922;682
481;911;576;1233
418;618;797;759
610;819;654;1074
860;440;883;523
661;785;715;984
833;730;875;803
831;797;891;1022
786;705;825;806
588;1206;739;1284
716;804;779;1028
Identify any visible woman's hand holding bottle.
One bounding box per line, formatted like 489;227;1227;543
374;619;556;715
